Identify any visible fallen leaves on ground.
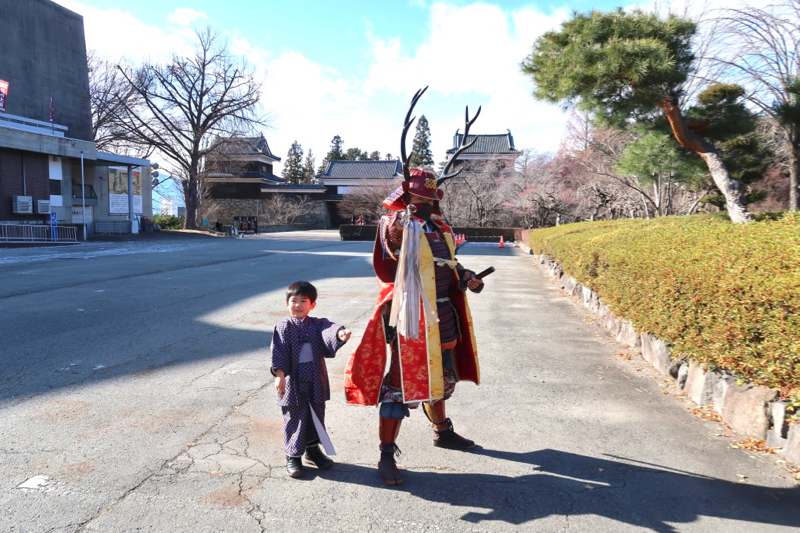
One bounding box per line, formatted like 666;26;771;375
688;406;723;423
730;438;780;454
615;352;632;360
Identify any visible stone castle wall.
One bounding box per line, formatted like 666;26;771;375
199;198;330;229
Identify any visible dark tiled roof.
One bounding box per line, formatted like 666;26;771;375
215;135;281;161
240;171;286;183
445;131;521;155
262;184;326;192
206;171;286;184
318;160;402;180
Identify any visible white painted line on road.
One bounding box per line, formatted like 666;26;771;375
259;249;371;257
17;475;49;491
542;472;611;487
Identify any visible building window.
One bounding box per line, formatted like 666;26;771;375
49;179;61;195
72;184;98;199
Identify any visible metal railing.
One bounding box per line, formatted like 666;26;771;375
0;224;78;243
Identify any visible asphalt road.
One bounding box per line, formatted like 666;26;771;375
1;231;797;532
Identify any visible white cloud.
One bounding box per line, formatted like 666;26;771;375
261;50;396;172
53;0;575;174
53;0;196;62
364;2;572;159
166;8;208;26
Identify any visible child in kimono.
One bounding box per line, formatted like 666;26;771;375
271;281;351;478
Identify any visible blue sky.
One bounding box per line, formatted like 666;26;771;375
52;0;693;204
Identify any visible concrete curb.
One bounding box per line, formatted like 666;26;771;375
534;252;799;466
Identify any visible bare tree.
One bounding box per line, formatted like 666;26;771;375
115;28;267;229
713;1;800;209
495;150;578;228
87;50;140;152
262;195;311;225
338;178;401;223
439;160;507;227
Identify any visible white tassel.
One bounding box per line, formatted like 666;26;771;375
389;209;437;339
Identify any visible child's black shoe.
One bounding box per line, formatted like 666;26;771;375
286;455;304;478
304;444;333;469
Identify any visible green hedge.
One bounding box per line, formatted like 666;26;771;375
529;213;800;401
339;225;518;242
153;215;185;230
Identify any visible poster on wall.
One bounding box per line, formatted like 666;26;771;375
109;194;143;214
108;166;143;214
0;79;8;112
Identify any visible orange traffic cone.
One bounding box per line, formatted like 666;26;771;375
499;235;504;248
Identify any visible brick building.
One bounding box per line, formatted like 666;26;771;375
0;0;152;236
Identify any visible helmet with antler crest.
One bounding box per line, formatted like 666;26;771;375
383;86;481;212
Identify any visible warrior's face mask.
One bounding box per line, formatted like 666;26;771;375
411;202;433;221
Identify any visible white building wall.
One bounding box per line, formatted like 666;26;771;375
160;197;178;216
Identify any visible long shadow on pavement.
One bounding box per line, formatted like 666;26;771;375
325;448;799;531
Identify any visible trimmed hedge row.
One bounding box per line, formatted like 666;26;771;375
339;224;518;242
529;213;800;402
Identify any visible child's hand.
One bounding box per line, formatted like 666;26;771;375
274;371;286;399
338;328;351;342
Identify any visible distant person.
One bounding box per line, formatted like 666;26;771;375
357;215;364;225
271;281;351;478
215;220;222;232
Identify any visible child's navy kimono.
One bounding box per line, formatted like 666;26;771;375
270;316;346;457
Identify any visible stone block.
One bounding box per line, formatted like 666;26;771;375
601;308;617;332
771;401;790;438
767;401;791;449
676;363;689;390
548;263;563;280
767;430;788;449
611;317;623;337
782;424;800;465
712;373;736;414
581;286;593;307
640;333;673;376
684;364;719;406
616;320;640;348
562;277;578;295
720;383;778;440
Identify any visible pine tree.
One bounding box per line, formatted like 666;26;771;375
409;115;434;169
317;135;345;174
282;141;304;184
521;9;752;222
343;147;368;160
302;149;316;183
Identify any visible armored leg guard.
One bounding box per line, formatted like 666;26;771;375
424;401;475;450
378;442;404;486
378;417;404;485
